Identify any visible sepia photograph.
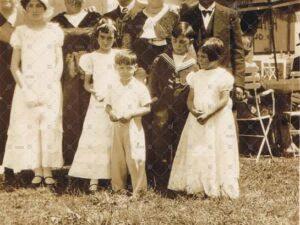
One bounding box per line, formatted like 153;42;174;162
0;0;299;224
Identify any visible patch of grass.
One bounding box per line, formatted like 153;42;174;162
0;157;298;225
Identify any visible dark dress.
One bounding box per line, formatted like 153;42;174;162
0;14;15;164
124;10;178;73
147;50;198;188
51;12;101;165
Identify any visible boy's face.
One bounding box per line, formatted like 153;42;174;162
64;0;83;14
98;31;115;51
197;50;210;69
115;63;136;80
26;0;46;21
171;35;191;55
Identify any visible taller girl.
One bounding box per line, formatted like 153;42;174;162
3;0;64;186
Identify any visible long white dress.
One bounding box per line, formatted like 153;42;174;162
68;50;119;179
168;68;240;199
3;23;64;172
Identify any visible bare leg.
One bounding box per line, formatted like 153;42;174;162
43;167;55;185
89;179;98;192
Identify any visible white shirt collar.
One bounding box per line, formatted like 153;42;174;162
119;0;135;12
198;1;216;12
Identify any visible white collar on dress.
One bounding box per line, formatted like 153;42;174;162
2;7;18;26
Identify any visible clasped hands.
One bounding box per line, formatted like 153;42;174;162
191;108;210;125
109;111;133;124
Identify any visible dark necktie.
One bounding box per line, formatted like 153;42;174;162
202;10;212;17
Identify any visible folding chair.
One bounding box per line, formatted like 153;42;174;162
262;62;277;80
237;66;275;162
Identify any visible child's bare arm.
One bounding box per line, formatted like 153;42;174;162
105;104;119;122
187;88;202;117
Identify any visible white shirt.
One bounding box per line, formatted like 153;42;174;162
65;10;88;27
198;2;216;30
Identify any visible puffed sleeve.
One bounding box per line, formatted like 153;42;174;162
219;69;234;92
10;26;22;48
79;53;93;75
139;83;152;107
186;71;195;88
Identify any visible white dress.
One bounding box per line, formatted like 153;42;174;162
3;23;64;172
68;50;119;179
168;68;240;199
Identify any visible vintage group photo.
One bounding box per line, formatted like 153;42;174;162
0;0;299;224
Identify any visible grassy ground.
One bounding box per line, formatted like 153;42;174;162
0;157;299;225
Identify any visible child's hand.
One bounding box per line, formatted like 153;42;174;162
191;109;203;118
109;112;119;122
119;113;132;123
197;112;210;125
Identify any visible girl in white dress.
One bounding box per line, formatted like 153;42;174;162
3;0;64;186
168;37;240;199
68;18;119;192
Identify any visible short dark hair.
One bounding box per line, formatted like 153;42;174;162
200;37;224;62
172;22;195;40
21;0;47;10
115;50;137;66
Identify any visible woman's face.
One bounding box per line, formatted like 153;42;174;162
171;35;191;55
64;0;83;14
98;31;115;51
0;0;15;11
25;0;46;22
148;0;163;8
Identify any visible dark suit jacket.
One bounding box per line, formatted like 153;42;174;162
181;2;245;87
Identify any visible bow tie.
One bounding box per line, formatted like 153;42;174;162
202;10;213;17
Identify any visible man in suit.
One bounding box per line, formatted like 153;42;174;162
104;0;147;48
180;0;245;89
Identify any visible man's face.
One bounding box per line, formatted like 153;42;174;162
199;0;215;8
117;0;133;7
0;0;15;11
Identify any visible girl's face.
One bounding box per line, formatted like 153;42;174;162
98;31;115;52
148;0;164;8
197;50;210;69
25;0;46;22
64;0;83;14
0;0;15;11
171;35;191;55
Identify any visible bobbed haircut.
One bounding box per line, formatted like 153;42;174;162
115;50;137;66
172;21;195;40
200;37;224;62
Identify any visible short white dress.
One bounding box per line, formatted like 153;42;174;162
168;68;240;199
68;50;119;179
3;23;64;172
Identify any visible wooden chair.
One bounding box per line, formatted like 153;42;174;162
237;66;275;162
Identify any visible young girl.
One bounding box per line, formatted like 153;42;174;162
3;0;64;186
148;22;198;188
68;18;119;192
168;37;240;199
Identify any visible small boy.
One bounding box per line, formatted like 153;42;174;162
105;50;152;197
